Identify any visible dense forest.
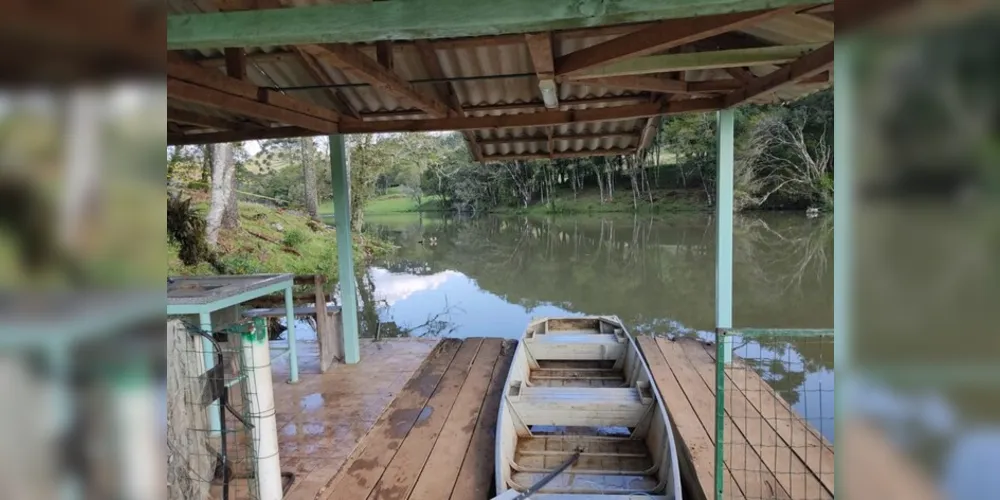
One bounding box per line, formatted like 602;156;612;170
167;88;833;231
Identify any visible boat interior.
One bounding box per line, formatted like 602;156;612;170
496;317;680;499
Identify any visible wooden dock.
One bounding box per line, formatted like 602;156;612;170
319;336;835;500
318;337;516;500
636;336;834;500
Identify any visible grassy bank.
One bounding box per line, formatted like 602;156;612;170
328;186;709;215
495;188;709;214
319;187;447;216
168;191;393;281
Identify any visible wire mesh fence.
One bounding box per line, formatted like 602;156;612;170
167;317;265;500
714;329;834;500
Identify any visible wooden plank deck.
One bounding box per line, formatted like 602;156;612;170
636;336;834;500
320;337;516;500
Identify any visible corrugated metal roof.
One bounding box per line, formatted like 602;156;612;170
167;2;834;158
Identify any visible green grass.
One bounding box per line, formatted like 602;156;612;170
319;188;447;216
168;194;394;281
495;188;709;215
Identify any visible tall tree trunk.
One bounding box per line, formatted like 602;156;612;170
206;143;237;247
200;144;213;186
300;137;319;219
593;164;605;203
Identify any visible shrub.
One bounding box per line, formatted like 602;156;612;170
282;229;306;248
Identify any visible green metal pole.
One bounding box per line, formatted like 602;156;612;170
714;330;726;500
199;311;221;434
329;134;361;364
284;285;299;382
834;39;855;496
716;108;735;365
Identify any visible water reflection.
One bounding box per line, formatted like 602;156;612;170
361;212;834;439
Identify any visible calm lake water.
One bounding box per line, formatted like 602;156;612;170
358;212;835;441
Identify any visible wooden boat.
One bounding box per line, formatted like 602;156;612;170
495;316;683;499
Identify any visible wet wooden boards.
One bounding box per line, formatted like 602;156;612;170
320;337;516;500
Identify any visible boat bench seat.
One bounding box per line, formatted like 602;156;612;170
507;382;654;427
524;331;627;361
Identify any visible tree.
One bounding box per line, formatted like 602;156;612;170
300;137;320;219
205;142;238;247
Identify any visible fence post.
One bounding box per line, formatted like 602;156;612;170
329;134;361;364
716;108;735;365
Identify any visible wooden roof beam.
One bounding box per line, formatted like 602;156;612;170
340;97;722;133
725;42;834;107
168;108;248;130
167;0;828;50
224;48;247;80
525;32;558;108
554;7;798;76
564;75;688;95
414;39;483;161
168;78;338;133
303;43;449;118
167;53;341;123
568;44;824;79
358;95;649;119
293;48;362;119
169;126;314;146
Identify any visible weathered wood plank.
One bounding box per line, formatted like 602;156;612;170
367;339;484;500
564;75;688;94
408;339;504;500
224;47;247;80
319;339;462;500
340;98;720;134
525;31;558;108
704;344;835;495
555;8;793;75
725;42;834;107
635;336;732;500
569;44;824;79
167;53;341;123
678;339;824;500
167;0;828;50
449;339;516;500
167;78;339;133
303;43;450;118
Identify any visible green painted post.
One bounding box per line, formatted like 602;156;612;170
716;108;734;365
284;285;299;382
834;39;855;493
199;311;221;434
167;0;828;50
329;134;361;364
714;330;726;500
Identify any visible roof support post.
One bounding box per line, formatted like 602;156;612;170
834;41;854;386
715;108;734;365
329;134;361;364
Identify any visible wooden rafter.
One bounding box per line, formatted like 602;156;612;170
569;44;823;80
358;95;649;119
293;48;362;119
525;32;558;108
168;108;246;130
415;39;483;161
167;54;341;123
303;43;449;118
168;78;338;133
554;8;795;76
167;0;826;50
224;48;247;80
724;42;834;107
725;67;755;83
565;75;687;95
170;126;314;145
339;98;722;133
